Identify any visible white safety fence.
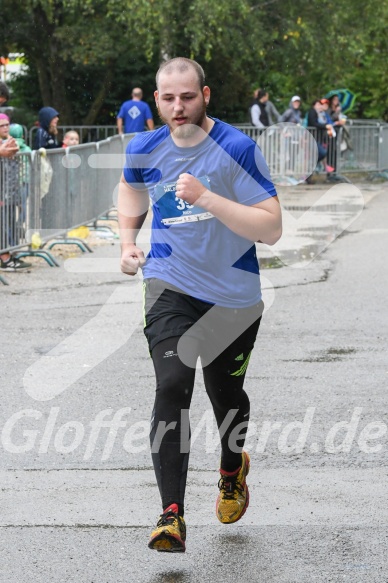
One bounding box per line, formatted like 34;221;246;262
1;123;388;284
235;123;388;174
1;134;133;274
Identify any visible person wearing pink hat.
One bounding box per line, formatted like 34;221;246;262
0;113;11;140
0;113;18;158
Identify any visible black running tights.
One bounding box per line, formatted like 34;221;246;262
149;317;261;514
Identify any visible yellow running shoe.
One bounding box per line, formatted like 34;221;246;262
148;504;186;552
216;451;250;524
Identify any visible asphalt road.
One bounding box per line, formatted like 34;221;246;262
1;181;388;582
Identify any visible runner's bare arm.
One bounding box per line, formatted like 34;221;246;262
118;173;149;274
175;173;282;245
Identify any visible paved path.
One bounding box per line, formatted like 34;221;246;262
1;182;388;582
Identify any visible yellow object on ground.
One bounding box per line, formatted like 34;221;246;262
67;226;90;239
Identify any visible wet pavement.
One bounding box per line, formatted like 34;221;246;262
1;181;388;582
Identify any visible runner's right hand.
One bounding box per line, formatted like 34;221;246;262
120;244;146;275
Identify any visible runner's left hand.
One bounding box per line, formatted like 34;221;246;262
176;173;207;206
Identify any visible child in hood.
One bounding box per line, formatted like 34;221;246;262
9;124;31;153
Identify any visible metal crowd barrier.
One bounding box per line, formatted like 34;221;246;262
26;120;388;149
346;119;385;126
1;124;388;284
1;153;32;255
234;123;388;176
0;133;133;284
36;134;132;237
28;125;119;148
380;125;388;171
337;125;382;172
234;125;332;180
259;125;319;181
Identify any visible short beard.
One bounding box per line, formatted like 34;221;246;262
158;100;207;140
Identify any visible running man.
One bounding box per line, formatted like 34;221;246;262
118;57;282;552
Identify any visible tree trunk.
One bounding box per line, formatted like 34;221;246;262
31;5;53;108
34;57;53;106
31;2;73;124
82;63;115;125
48;42;74;124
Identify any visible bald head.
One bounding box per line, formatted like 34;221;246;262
156;58;205;91
132;88;143;99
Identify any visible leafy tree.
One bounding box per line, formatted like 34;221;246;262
2;0;135;124
2;0;387;124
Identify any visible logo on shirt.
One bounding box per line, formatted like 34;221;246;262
128;106;141;119
174;156;197;162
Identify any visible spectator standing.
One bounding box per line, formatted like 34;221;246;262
250;90;270;128
320;98;341;174
267;97;281;125
321;97;346;131
0;85;18;158
251;88;281;125
0;84;17;156
331;101;351;153
332;103;345;123
0;113;11;142
280;96;302;124
317;101;328;125
0;114;31;270
62;130;80;147
9;123;31;228
1;114;19;247
307;100;334;175
320;98;335;127
328;94;343;123
327;95;347;132
33;107;60;150
117;88;154;134
9;124;31;153
0;81;10;106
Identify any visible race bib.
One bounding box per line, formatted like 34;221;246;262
155;175;214;225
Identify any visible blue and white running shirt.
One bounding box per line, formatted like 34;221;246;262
123;117;277;307
117;100;153;133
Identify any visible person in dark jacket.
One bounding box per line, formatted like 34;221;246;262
306;99;337;178
250;88;281;125
319;98;337;169
33;107;59;150
307;100;330;159
280;96;302;124
250;90;270;128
